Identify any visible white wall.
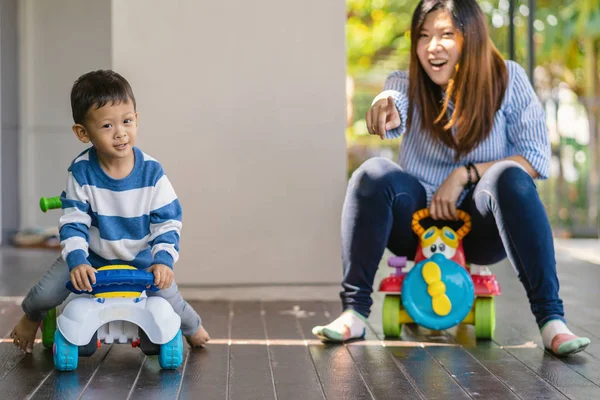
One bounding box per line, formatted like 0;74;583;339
2;0;20;241
20;0;348;285
18;0;112;229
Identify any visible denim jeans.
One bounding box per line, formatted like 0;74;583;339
340;157;564;328
21;257;202;336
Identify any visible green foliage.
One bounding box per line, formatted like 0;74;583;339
347;0;418;77
346;0;600;236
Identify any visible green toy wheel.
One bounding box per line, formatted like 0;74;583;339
382;295;402;337
40;196;62;212
42;308;57;349
475;297;495;339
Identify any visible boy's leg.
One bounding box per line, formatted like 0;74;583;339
11;257;71;352
147;281;210;347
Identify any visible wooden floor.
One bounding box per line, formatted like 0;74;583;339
1;248;600;399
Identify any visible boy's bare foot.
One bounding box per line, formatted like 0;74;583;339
185;325;210;348
10;315;39;353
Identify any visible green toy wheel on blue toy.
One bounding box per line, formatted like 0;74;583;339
53;330;78;371
475;297;495;339
159;329;184;369
382;295;402;337
41;308;57;349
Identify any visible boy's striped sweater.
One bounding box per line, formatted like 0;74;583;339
59;146;182;271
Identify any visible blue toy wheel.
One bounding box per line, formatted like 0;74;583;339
53;330;78;371
159;330;184;369
402;253;475;331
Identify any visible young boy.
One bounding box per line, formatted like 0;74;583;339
10;70;210;353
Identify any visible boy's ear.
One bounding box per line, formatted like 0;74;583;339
135;112;139;127
72;124;91;143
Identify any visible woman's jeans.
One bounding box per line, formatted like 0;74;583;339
21;258;202;336
341;157;564;328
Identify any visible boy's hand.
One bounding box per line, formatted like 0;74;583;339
147;264;174;290
70;264;97;292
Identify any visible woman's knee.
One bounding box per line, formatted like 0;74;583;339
495;162;536;200
349;157;413;198
477;160;535;200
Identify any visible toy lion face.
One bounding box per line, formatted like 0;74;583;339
420;226;459;259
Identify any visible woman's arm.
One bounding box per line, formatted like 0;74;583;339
454;155;539;184
366;71;411;139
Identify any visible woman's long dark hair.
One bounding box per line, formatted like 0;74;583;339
407;0;508;160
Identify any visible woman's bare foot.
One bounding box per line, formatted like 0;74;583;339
185;325;210;348
10;315;39;353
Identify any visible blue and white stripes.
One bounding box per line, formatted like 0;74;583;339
59;147;182;271
373;60;550;205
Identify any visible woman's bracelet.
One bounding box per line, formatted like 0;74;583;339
465;164;473;188
468;162;481;182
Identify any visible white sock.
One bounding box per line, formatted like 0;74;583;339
312;310;366;342
541;320;573;349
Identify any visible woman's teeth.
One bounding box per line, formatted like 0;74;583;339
430;60;448;71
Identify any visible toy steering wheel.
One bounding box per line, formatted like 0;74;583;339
411;208;472;240
66;266;160;296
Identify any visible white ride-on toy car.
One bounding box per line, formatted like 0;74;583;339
46;265;184;371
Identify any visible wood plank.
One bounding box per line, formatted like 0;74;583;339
179;345;229;400
229;301;275;400
79;345;146;399
230;301;265;341
308;344;374;400
29;345;112;400
291;300;332;340
262;300;307;340
0;343;25;381
262;301;325;400
466;342;569;400
188;300;231;340
229;345;276;400
385;346;471;400
127;350;188;400
0;344;55;399
346;344;426;399
426;346;520;399
178;300;230;400
503;348;600;398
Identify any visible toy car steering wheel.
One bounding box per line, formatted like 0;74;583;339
411;208;472;239
66;266;160;296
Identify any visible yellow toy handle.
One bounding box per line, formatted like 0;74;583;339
411;208;472;240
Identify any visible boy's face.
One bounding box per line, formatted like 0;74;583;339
73;100;138;162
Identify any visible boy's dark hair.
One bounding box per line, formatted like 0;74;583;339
70;70;136;125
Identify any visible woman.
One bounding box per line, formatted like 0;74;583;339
313;0;590;356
